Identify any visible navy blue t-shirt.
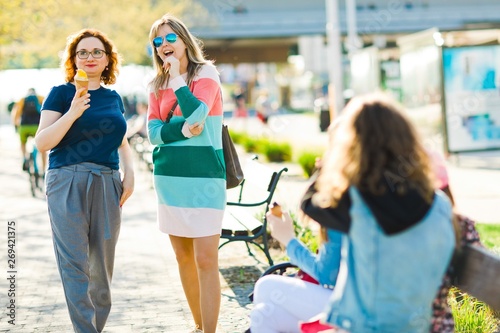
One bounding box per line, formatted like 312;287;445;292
42;83;126;170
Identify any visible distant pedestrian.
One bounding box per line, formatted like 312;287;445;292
233;93;248;118
147;13;225;333
11;88;47;172
255;89;275;124
35;28;134;333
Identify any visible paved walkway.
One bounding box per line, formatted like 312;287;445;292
0;124;268;332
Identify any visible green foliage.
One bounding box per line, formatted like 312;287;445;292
449;288;498;333
231;130;292;163
242;136;269;154
0;0;208;69
290;212;319;253
297;151;323;178
264;142;292;163
476;223;500;254
228;130;245;145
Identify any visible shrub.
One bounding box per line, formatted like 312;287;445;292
242;136;260;153
264;142;292;162
229;130;245;145
292;212;319;253
297;151;323;178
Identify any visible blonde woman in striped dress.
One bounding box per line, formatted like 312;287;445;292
147;14;226;333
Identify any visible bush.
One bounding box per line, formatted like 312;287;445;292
297;151;323;178
290;212;319;253
264;141;292;162
229;130;245;145
241;136;261;153
268;211;319;260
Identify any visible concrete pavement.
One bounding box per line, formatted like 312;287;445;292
0;124;266;332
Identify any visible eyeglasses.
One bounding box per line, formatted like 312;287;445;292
153;33;178;48
76;49;107;59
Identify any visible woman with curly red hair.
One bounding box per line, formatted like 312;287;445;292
35;28;134;333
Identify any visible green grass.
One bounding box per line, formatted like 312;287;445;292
450;288;498;333
476;223;500;254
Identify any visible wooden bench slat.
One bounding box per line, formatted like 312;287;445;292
454;244;500;311
222;208;263;236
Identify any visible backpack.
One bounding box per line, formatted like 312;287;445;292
20;95;41;125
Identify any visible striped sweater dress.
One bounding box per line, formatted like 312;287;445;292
147;64;226;237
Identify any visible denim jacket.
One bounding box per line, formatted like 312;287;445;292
286;228;342;287
322;187;455;333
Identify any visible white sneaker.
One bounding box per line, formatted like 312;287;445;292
190;329;203;333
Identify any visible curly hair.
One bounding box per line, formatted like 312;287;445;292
61;28;121;85
314;93;435;208
148;14;213;96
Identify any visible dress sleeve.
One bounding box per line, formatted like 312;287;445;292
457;214;482;247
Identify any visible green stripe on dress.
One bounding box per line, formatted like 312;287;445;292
153;145;225;178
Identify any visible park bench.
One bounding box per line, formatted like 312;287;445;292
219;156;288;266
453;243;500;311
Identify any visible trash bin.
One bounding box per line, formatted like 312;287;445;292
314;97;330;132
319;109;330;132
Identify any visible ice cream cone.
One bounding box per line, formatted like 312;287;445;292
74;69;88;96
270;202;282;217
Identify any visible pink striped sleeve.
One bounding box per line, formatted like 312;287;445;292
148;89;179;121
191;65;223;116
147;91;161;122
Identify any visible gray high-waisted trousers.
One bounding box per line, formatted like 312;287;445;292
45;162;123;333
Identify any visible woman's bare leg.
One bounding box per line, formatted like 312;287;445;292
169;235;202;329
194;235;221;333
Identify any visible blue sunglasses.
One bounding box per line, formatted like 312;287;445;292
153;33;178;48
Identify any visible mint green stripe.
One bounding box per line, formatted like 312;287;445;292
154;175;227;209
185;102;208;124
148;119;164;145
153;145;225;178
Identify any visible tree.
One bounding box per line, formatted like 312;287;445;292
0;0;208;69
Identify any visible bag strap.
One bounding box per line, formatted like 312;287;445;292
165;101;178;123
165;76;194;123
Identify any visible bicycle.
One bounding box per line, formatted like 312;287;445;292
25;136;43;197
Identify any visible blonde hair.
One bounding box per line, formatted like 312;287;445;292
61;29;121;85
148;14;212;96
314;93;435;208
